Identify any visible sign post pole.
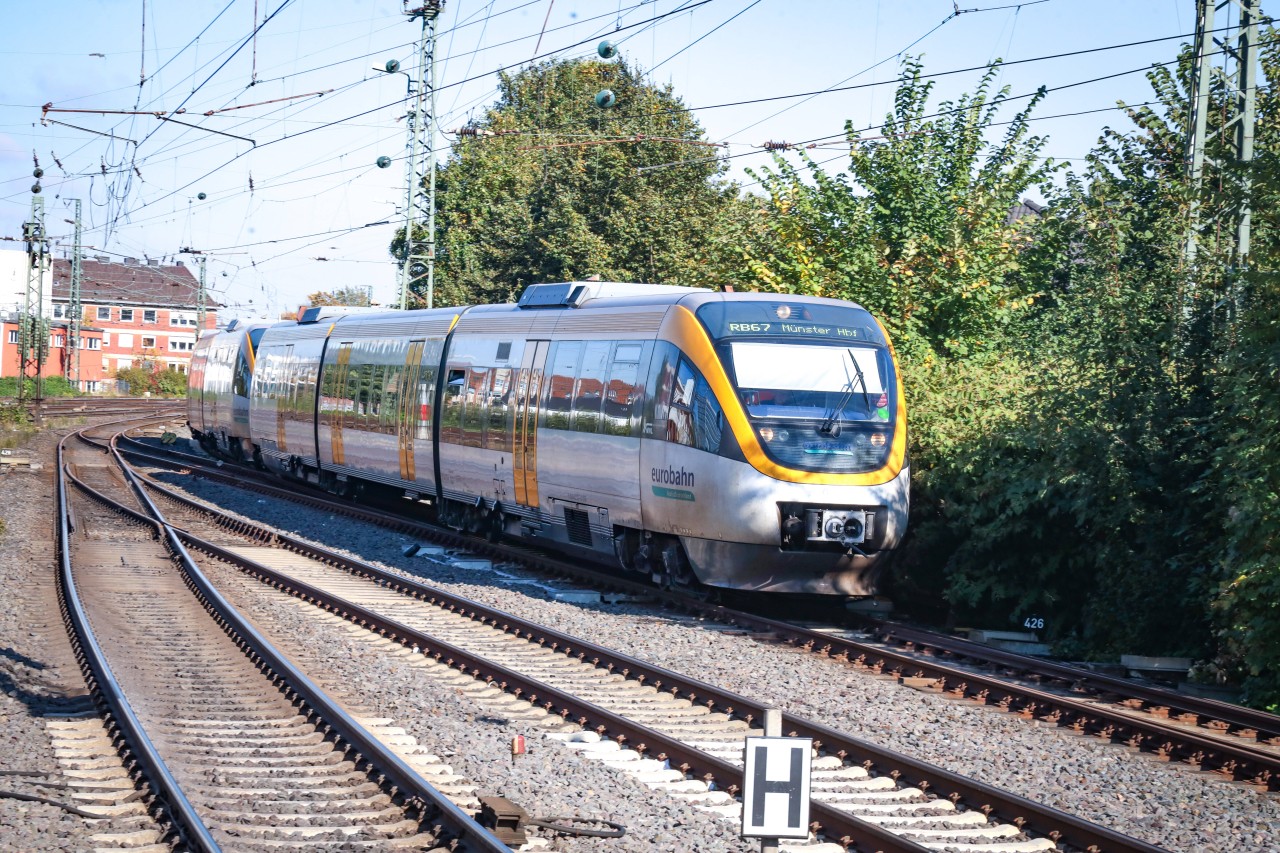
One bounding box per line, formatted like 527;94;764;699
741;707;811;851
761;708;781;853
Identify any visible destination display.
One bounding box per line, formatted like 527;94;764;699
697;301;886;346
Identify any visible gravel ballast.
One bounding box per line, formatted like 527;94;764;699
145;447;1280;853
0;426;150;853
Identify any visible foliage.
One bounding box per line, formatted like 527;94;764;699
115;367;186;397
116;367;153;395
0;376;80;398
734;59;1060;360
306;287;372;307
154;369;188;397
394;57;753;306
1213;272;1280;709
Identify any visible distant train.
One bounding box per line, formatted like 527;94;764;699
188;282;909;597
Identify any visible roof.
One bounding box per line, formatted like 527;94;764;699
50;257;221;309
1007;197;1046;224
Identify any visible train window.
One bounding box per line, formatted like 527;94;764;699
572;341;610;433
415;342;440;441
383;361;404;435
441;368;466;445
486;366;514;452
657;355;723;452
603;342;645;437
543;341;581;431
666;359;697;446
462;367;487;447
496;341;512;362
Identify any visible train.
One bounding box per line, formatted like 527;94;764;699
187;281;909;597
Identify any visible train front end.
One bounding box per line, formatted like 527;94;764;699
645;293;909;596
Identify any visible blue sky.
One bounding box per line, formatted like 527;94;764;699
0;1;1197;317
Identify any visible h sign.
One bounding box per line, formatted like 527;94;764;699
741;736;813;838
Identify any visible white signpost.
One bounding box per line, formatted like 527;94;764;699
741;709;812;850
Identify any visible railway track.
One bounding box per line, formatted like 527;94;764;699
120;431;1280;799
30;396;180;421
58;421;512;852
120;427;1170;853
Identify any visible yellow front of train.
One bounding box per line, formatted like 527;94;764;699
638;292;909;596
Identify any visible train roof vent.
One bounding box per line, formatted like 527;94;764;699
517;281;703;309
226;319;242;331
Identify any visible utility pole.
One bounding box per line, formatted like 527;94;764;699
68;199;83;390
399;1;444;310
19;179;47;407
1184;0;1258;268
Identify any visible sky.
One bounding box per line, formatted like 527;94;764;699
0;0;1204;321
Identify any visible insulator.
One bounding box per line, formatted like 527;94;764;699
197;192;207;200
384;59;401;74
597;40;617;59
376;156;392;168
763;140;791;151
595;89;617;109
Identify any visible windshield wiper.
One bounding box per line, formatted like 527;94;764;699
818;349;870;437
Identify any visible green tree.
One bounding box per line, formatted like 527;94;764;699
735;59;1059;360
307;287;373;307
393;57;751;306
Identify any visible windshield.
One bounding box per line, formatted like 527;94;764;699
723;340;896;474
731;342;890;422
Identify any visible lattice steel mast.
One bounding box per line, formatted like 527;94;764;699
399;1;443;310
18;181;47;407
1184;0;1258;267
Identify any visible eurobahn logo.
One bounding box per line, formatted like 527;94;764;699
650;465;695;488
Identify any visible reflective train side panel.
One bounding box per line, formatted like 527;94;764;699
187;322;268;461
198;283;908;597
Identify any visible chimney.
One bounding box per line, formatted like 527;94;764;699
94;255;109;262
124;257;138;265
147;259;159;266
175;260;185;267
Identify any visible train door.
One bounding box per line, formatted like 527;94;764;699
398;340;425;482
513;339;549;507
328;342;353;465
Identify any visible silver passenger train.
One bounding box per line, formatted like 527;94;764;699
188;282;909;597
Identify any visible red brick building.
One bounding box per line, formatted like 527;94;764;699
51;257;219;378
1;315;106;391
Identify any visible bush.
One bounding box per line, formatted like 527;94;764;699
116;367;155;395
0;376;80;398
154;369;188;397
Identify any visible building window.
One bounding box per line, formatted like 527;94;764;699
143;309;157;323
120;308;134;321
96;306;111;320
6;330;17;344
83;337;101;350
170;311;196;326
169;339;193;352
53;305;64;319
102;332;111;346
84;381;99;393
51;334;65;348
170;362;188;374
141;336;156;349
117;333;132;348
